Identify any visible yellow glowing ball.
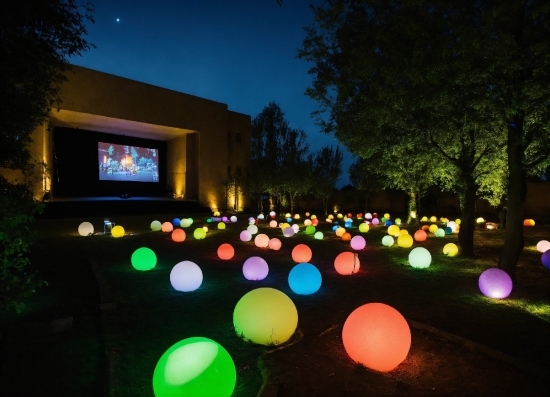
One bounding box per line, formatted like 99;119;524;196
218;243;235;260
213;211;220;216
455;219;461;225
162;222;173;233
337;213;343;219
78;222;94;236
171;228;186;242
112;225;125;238
384;213;390;219
421;216;428;222
429;216;437;223
334;252;360;275
443;243;459;257
395;218;401;226
292;244;312;263
281;223;290;230
359;223;370;233
328;214;334;220
311;215;317;220
254;234;270;248
387;225;400;237
397;234;413;248
218;222;226;230
294;214;300;219
233;288;298;345
269;220;277;228
336;227;346;237
285;213;291;218
399;229;409;235
193;228;206;240
476;217;486;223
304;219;312;226
428;224;438;234
203;226;209;233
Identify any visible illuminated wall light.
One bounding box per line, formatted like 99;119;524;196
170;261;203;291
131;247;157;271
242;256;269;280
478;268;513;299
172;228;186;242
78;222;94;236
218;243;235;260
288;263;322;295
151;220;162;231
112;225;125;238
292;244;312;263
409;247;431;268
334;252;360;275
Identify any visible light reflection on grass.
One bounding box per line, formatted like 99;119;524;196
476;296;550;323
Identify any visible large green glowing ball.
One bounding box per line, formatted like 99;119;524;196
78;221;94;236
131;247;157;271
151;220;162;231
152;337;236;397
193;228;206;240
233;288;298;345
358;223;369;233
409;247;432;269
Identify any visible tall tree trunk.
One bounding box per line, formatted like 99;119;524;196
406;190;418;225
498;120;526;281
364;194;369;214
323;197;328;216
458;180;477;257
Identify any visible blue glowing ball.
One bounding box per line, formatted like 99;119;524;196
542;250;550;269
332;225;338;232
286;217;292;222
288;263;322;295
385;220;393;226
345;222;352;228
172;218;181;227
445;227;452;235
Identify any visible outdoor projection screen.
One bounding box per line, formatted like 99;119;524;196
98;142;159;182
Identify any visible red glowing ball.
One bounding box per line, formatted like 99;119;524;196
171;228;186;242
334;252;360;275
292;244;312;263
413;230;427;242
311;219;319;226
342;303;411;372
421;225;429;232
218;243;235;260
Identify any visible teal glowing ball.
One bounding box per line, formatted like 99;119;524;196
152;337;236;397
131;247;157;271
288;263;322;295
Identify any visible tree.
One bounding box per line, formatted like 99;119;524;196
348;157;382;214
313;145;343;215
280;128;312;214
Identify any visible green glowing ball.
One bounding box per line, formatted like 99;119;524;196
435;228;446;237
151;220;162;231
314;231;324;240
131;247;157;271
382;235;394;247
409;247;432;269
152;337;236;397
359;223;369;233
305;225;316;235
233;288;298;346
193;228;206;240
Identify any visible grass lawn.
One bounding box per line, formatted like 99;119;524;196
2;212;550;396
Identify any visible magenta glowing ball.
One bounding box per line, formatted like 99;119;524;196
242;256;269;280
239;230;252;242
350;235;366;250
478;268;513;299
268;238;282;250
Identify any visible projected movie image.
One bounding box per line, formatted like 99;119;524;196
98;142;159;182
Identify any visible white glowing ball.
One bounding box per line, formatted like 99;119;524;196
269;238;282;250
247;224;258;235
254;234;270;248
365;213;372;220
408;247;432;269
230;216;237;223
248;217;255;222
243;256;269;280
240;230;252;242
446;221;457;232
283;227;295;237
269;220;278;228
304;219;312;226
258;214;265;220
180;219;191;228
350;236;366;250
292;224;299;232
382;235;394;247
269;211;276;217
170;261;203;292
536;240;550;253
78;222;94;236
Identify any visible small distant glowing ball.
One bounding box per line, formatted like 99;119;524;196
283;227;295;237
382;235;394;247
476;217;486;223
373;213;378;218
332;225;338;232
314;231;323;240
387;225;400;237
172;228;186;242
172;218;181;227
443;243;458;257
151;220;162;231
131;247;157;271
345;221;353;228
383;213;390;219
248;217;255;222
414;230;427;242
218;222;226;230
193;228;206;240
292;244;312;263
371;218;380;226
359;223;370;233
536;240;550;253
305;225;316;235
258;214;265;220
233;288;297;345
230;216;237;223
78;222;94;236
269;220;277;228
269;238;282;250
311;215;317;220
292;224;299;232
288;263;322;295
351;235;366;250
180;219;191;228
447;221;457;232
409;247;431;269
294;214;300;219
269;211;276;217
213;211;221;216
429;216;437;223
222;216;228;222
334;252;360;275
435;228;445;237
421;216;428;222
381;217;387;223
202;226;209;233
397;234;413;248
399;229;409;235
240;230;252;242
285;213;291;218
311;219;319;226
444;227;452;235
523;219;535;226
341;232;352;241
428;224;438;234
280;223;290;230
337;213;343;219
152;337;236;397
421;225;429;232
170;261;203;292
112;225;125;238
336;227;346;237
254;234;270;248
342;303;411;372
478;268;513;298
365;213;372;220
304;219;312;226
218;243;235;260
162;222;174;233
286;217;292;222
247;225;258;235
242;256;269;280
305;212;310;217
541;251;550;269
395;218;402;226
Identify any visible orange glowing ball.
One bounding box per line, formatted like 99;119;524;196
341;232;351;241
162;222;173;232
335;227;346;237
413;230;427;242
421;225;429;232
269;220;278;228
334;252;360;275
342;303;411;372
217;243;235;260
171;228;186;242
523;219;535;226
292;244;312;263
254;233;270;248
268;238;282;250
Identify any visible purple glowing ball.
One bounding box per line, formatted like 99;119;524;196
350;235;366;250
478;268;513;299
242;256;269;280
371;218;380;226
542;250;550;269
240;230;252;242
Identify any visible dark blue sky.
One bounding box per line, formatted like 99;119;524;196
73;0;355;188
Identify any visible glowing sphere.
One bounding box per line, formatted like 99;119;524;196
421;216;428;222
269;220;277;228
193;228;206;240
387;225;400;237
242;256;269;280
334;252;360;275
248;217;255;222
78;222;94;236
536;240;550;253
428;224;438;234
172;218;181;227
152;337;236;397
444;227;452;235
397;234;413;248
381;217;387;223
258;214;265;220
285;213;291;218
311;215;317;220
218;243;235;260
294;214;300;219
399;229;409;235
230;216;237;223
383;213;390;219
283;227;295;237
217;222;226;230
268;238;282;250
429;216;437;223
303;225;314;235
478;268;513;298
202;226;209;233
286;217;292;222
247;225;258;234
342;303;411;372
382;235;394;247
254;234;270;248
170;261;203;291
304;219;312;226
311;219;319;226
350;235;366;250
292;244;312;263
288;263;322;295
341;232;352;241
421;225;429;232
314;231;323;240
222;216;228;222
435;228;445;237
332;225;338;232
371;218;380;226
337;213;343;219
365;213;372;220
131;247;157;271
180;219;191;228
395;218;402;226
408;247;431;269
359;223;370;233
233;288;297;345
476;217;486;223
523;219;535;226
213;211;220;216
112;225;125;238
240;230;252;242
162;222;174;233
413;230;427;242
292;224;299;232
541;250;550;269
172;228;186;242
335;227;346;237
443;243;458;257
269;211;276;217
447;221;457;232
151;220;162;231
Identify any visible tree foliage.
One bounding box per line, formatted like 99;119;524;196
313;145;343;215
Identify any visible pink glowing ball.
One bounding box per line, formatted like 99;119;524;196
413;230;427;242
269;220;278;228
478;268;513;299
240;230;252;242
334;252;360;275
292;244;312;263
268;238;282;250
254;234;270;248
371;218;380;226
242;256;269;280
350;235;366;250
536;240;550;253
161;222;173;232
218;243;235;260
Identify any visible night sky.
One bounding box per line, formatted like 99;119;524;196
73;0;355;188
